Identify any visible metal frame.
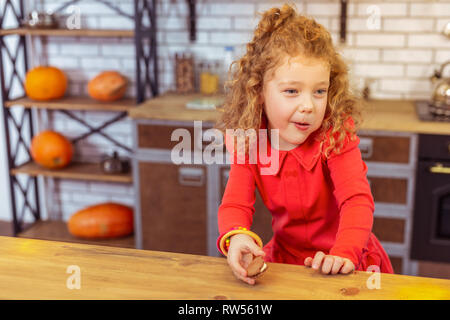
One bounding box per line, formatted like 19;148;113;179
134;0;159;103
59;110;132;153
0;0;159;235
0;0;39;235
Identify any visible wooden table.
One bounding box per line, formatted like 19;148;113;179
0;236;449;300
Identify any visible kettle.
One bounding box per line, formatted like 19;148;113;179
21;10;58;29
100;151;130;174
430;60;450;115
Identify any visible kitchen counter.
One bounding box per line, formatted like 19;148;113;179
129;92;222;122
361;99;450;135
128;93;450;135
0;236;449;299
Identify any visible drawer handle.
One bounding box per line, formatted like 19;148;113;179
359;137;373;159
429;163;450;174
178;167;205;187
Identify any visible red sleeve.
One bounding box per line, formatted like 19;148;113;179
217;162;256;238
327;131;374;267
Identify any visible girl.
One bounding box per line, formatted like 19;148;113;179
214;4;394;285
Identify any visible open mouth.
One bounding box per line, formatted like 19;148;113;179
294;122;310;131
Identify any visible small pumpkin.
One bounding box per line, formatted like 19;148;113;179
87;71;127;102
31;130;73;169
68;202;134;239
25;66;67;101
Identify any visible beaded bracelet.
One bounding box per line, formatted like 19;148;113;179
218;226;263;256
225;227;248;250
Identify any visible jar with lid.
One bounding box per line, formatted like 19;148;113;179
200;61;219;95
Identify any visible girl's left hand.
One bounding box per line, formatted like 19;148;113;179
304;251;355;275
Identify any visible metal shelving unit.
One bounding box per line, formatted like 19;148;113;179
0;0;159;241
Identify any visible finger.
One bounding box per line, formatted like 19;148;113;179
340;259;355;274
304;257;313;267
331;257;344;275
321;256;334;274
312;251;325;270
232;269;256;285
247;242;265;257
228;250;248;278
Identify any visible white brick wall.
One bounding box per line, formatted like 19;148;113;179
18;0;450;222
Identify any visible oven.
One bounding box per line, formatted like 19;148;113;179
411;134;450;263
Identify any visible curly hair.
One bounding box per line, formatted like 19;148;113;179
214;3;362;159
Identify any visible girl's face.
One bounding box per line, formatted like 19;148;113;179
260;55;330;151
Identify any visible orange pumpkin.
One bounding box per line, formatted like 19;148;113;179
25;66;67;101
31;130;73;169
87;71;127;102
68;202;134;239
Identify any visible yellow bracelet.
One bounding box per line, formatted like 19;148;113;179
219;229;263;256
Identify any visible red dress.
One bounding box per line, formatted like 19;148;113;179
217;115;394;273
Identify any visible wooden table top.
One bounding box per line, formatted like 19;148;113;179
0;236;449;300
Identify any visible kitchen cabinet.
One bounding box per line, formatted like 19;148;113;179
134;120;213;255
138;162;208;255
130;93;224;256
359;130;418;275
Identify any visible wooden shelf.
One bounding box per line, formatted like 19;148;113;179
11;161;132;184
5;96;137;112
18;220;135;249
0;28;134;38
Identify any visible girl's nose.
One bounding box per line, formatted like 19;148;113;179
296;96;314;113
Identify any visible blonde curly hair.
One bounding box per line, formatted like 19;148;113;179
214;3;362;159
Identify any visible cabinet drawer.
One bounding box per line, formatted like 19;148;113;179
372;217;405;243
140;162;207;255
418;261;450;279
359;135;410;164
138;124;195;150
138;123;226;154
368;176;408;204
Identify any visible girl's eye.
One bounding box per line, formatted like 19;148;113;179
316;89;328;95
284;89;298;94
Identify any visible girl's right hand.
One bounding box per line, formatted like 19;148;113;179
227;233;266;285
